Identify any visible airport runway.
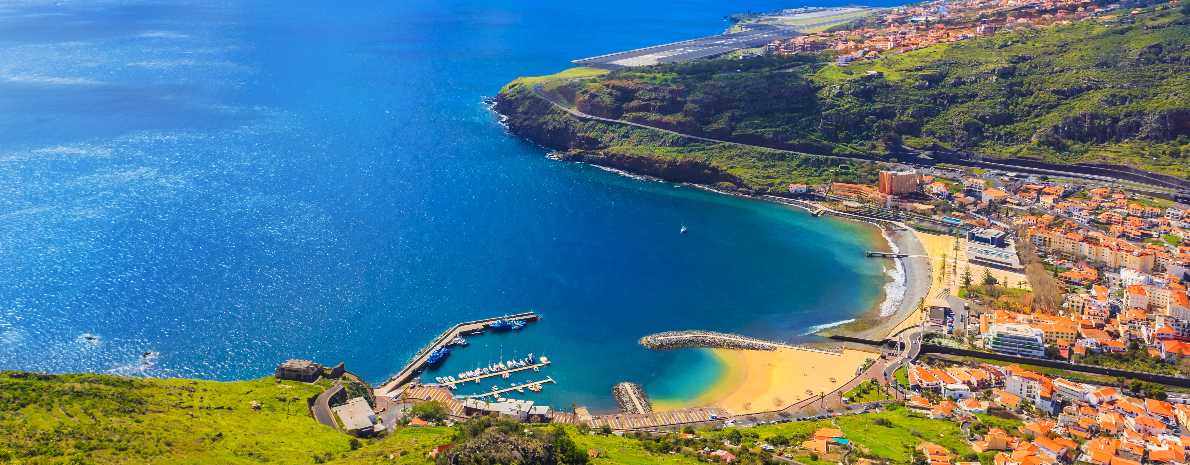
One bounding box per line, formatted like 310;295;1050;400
572;23;802;70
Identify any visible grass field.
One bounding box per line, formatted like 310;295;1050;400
894;366;908;388
837;409;966;461
502;67;608;90
2;370;758;464
0;372;357;464
770;10;871;27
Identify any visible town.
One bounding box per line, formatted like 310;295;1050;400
756;0;1143;63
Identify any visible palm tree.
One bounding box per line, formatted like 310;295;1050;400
819;391;826;408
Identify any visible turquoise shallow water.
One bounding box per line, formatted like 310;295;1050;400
0;0;896;413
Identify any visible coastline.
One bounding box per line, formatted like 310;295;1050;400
817;225;931;341
607;168;932;343
654;347;873;415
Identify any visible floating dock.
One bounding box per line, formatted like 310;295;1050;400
374;312;539;397
463;377;556;399
439;360;551;389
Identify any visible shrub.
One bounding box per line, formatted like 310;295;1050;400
410;401;448;423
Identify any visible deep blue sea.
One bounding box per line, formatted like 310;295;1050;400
0;0;898;412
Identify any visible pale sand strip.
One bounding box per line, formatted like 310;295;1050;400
914;230;1030;296
655;347;873;415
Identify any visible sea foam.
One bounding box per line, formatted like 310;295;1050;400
878;228;907;317
803;318;856;335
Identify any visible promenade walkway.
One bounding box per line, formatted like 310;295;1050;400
587;406;730;431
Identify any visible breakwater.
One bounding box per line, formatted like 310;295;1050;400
640;331;778;351
612;382;652;414
640;330;847;355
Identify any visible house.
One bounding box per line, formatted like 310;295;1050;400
1087;387;1119;405
275;359;324;382
971;428;1011;453
429;444;455;458
789;184;808;194
711;450;736;463
330;397;378;436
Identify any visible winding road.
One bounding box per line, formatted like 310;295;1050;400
312;382;344;432
531;82;861;163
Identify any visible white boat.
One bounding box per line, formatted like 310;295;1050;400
681;225;686;233
540;356;550;364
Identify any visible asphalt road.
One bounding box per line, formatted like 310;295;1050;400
572;23;801;70
312;382;343;431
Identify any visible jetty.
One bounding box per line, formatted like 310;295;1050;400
866;251;910;258
612;382;652;415
462;377;556;399
374;312;539;397
639;330;844;355
438;360;551;388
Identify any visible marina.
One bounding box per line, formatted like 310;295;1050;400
373;312;538;397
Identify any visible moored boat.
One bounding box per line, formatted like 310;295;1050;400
426;348;450;364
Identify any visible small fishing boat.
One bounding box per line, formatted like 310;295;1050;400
681;225;686;233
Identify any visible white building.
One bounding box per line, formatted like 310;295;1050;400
1004;366;1055;413
1052;378;1090;404
943;383;972;400
986;324;1046;358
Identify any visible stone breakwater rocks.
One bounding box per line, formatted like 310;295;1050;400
640;330;846;355
612;382;652;415
639;330;779;351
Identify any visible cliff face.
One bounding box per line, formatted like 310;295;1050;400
494;81;752;189
554;150;749;188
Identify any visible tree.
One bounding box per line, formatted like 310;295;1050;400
962;266;973;288
982;268;997;286
410;400;448;423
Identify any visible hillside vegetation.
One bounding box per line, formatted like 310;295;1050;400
497;4;1190;186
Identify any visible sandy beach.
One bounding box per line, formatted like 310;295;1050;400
654;347;875;415
817;225;934;341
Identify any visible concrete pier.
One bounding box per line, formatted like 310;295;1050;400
866;251;910;258
374;312;538;397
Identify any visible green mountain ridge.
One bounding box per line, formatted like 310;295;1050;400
496;5;1190;190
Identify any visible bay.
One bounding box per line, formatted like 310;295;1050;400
0;0;896;412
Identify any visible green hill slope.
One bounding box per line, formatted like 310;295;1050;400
496;4;1190;186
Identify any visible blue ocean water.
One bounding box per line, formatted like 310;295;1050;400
0;0;897;412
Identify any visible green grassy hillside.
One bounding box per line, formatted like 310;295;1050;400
497;4;1190;181
0;371;746;465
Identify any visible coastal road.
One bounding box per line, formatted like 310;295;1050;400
312;382;344;432
530;82;873;166
882;329;922;384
